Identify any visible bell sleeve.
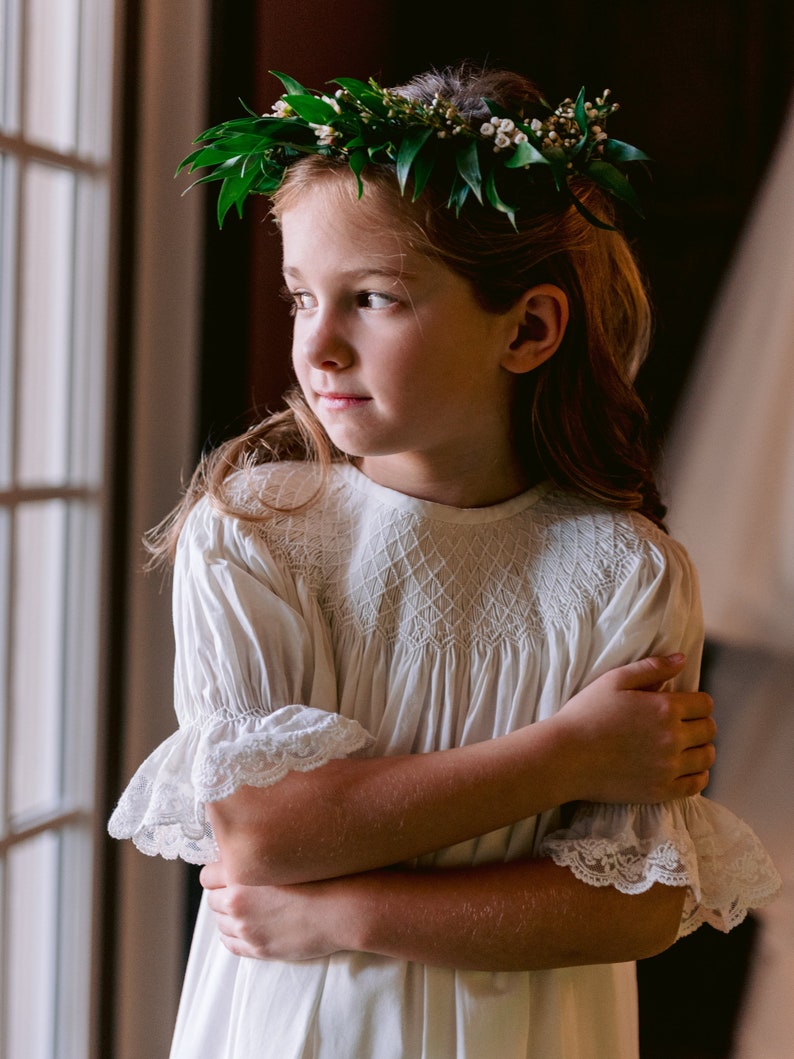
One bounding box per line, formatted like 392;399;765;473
539;527;782;937
107;496;374;864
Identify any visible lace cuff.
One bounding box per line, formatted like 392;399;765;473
107;705;375;864
540;796;782;937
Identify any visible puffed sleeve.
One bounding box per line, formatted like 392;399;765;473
540;526;781;937
108;496;374;864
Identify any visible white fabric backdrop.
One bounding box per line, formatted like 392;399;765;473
663;91;794;1059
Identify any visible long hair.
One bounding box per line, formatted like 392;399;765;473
146;63;663;567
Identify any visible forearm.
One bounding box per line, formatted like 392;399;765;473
207;655;714;886
331;859;685;971
207;717;575;885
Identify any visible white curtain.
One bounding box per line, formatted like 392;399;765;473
662;92;794;1059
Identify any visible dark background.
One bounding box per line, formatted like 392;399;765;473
192;5;794;1056
197;0;794;460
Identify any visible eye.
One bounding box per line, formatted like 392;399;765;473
279;285;316;313
357;291;396;310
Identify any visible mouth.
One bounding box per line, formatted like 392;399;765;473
316;391;371;410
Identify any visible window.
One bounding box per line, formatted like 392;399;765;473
0;1;116;1055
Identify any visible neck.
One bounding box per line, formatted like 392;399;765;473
357;452;532;508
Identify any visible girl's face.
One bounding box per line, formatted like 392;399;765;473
281;181;530;506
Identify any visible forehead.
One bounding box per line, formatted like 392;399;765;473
279;178;418;272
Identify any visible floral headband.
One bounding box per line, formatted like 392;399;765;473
178;71;649;230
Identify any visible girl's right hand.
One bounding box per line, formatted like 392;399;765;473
556;655;716;804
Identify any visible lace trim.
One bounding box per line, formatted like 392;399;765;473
107;706;374;864
540;797;782;937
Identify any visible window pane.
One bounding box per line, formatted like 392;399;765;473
0;0;21;133
10;501;66;817
5;832;58;1059
23;0;79;153
56;823;94;1055
62;501;101;803
70;175;109;485
77;0;114;160
0;152;16;487
17;163;74;485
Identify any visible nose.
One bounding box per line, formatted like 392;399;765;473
295;309;354;371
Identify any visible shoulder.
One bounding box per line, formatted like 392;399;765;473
531;486;698;592
223;460;328;513
177;462;328;542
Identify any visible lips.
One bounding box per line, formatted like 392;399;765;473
316;391;371;409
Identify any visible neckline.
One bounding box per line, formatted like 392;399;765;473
335;463;551;524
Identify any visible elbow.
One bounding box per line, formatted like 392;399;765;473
205;783;336;889
217;834;287;887
205;789;309;886
624;884;685;962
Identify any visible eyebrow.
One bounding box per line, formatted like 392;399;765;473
282;264;414;282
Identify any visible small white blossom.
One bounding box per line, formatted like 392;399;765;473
311;124;336;145
480;121;496;137
495;131;511;149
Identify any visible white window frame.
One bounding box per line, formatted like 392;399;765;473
0;2;209;1056
108;4;209;1057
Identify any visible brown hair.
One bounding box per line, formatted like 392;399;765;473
146;63;662;567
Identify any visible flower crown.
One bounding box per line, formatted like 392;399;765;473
178;71;649;230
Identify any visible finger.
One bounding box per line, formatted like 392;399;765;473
679;692;715;722
200;861;226;890
609;654;687;692
679;717;717;749
203;884;229;914
672;770;711;798
679;742;717;775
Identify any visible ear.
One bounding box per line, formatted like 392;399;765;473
500;284;569;375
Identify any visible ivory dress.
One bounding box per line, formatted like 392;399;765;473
109;461;780;1059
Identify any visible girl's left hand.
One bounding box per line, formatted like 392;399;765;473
200;860;342;961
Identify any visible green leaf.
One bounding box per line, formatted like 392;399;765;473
602;139;650;164
586;159;644;215
481;97;511;120
239;98;261;118
334;78;391;119
447;173;471;214
574;86;588;134
455;140;483;202
569;192;617;231
396;126;434;194
483;170;517;226
504;139;549;169
333;76;372;97
409;140;437;200
217;178;243;226
271;71;310;96
347;147;369;197
282;93;338;124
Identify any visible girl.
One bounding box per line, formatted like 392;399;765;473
109;64;780;1058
